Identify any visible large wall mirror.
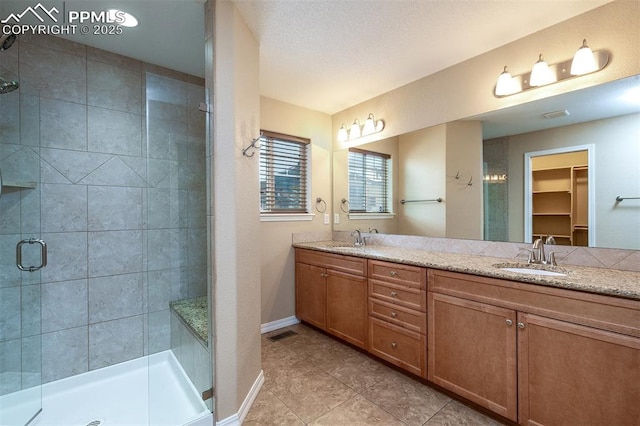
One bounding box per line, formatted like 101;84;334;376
332;75;640;250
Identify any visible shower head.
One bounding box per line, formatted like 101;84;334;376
0;78;19;94
0;32;17;51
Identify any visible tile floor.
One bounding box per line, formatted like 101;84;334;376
245;324;504;425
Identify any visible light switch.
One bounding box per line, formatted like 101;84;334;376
323;213;330;224
334;214;340;224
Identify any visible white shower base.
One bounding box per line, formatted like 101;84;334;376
2;351;211;426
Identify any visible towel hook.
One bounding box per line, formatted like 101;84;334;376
242;133;263;157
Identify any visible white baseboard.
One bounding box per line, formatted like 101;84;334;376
216;370;265;426
261;316;300;334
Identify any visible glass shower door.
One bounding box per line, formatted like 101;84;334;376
0;68;43;425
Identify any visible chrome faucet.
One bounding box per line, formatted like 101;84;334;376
351;229;364;247
528;238;557;266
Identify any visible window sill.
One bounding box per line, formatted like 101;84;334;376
348;213;395;220
261;213;315;222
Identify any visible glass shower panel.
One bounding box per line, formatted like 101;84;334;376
0;68;43;426
145;71;211;424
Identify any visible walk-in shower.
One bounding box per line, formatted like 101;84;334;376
0;25;212;426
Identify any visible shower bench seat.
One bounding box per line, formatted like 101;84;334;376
170;296;208;344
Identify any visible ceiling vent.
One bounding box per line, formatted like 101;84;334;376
543;109;570;119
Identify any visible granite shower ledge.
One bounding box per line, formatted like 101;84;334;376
170;296;208;344
293;241;640;301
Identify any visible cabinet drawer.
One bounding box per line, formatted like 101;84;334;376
369;298;426;334
428;269;640;338
369;280;426;312
368;260;426;290
296;248;366;276
369;317;426;378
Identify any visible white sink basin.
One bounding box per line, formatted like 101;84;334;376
498;267;566;277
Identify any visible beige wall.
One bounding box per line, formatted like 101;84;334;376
212;0;262;420
507;113;640;249
394;121;484;238
332;1;640;145
260;97;332;325
398;126;447;236
445;121;484;239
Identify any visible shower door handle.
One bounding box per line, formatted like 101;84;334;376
16;238;48;272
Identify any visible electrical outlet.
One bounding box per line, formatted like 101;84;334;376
323;213;330;224
334;214;340;224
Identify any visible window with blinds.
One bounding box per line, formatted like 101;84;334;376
348;148;391;213
259;130;310;213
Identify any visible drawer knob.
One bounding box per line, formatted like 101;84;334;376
391;342;397;349
518;322;526;329
390;291;397;297
389;270;397;276
506;319;513;326
390;312;397;318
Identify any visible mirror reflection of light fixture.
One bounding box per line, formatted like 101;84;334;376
570;39;597;75
494;38;609;97
529;54;556;87
350;119;362;139
337;114;385;141
337;124;348;142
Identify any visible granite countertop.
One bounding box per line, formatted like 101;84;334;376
170;296;208;343
293;241;640;301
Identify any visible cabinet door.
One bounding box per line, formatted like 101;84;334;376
327;270;367;349
428;292;517;421
518;313;640;426
295;262;326;329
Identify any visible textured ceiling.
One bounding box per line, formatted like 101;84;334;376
232;0;613;114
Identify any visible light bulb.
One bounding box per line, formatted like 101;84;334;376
530;54;555;87
362;113;376;136
495;66;515;96
337;124;348;142
349;119;361;140
571;39;597;75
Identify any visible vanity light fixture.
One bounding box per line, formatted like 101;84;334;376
494;38;609;97
570;39;597;75
337;124;349;142
350;119;362;139
337;114;385;141
529;54;555;87
495;66;516;96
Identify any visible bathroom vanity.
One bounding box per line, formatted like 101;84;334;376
293;242;640;425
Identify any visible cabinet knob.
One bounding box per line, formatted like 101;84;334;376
389;270;397;276
391;342;397;349
390;291;397;297
506;319;513;326
517;322;526;329
391;312;397;317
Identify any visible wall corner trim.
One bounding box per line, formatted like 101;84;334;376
261;316;301;334
216;370;265;426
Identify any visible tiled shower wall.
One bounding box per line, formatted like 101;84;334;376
0;34;206;388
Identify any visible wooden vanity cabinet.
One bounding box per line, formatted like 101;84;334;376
295;248;368;349
368;260;427;378
428;269;640;425
428;292;517;420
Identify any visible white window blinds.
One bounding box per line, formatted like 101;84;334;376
348;148;391;213
260;130;310;213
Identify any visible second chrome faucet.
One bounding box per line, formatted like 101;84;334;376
528;238;557;266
